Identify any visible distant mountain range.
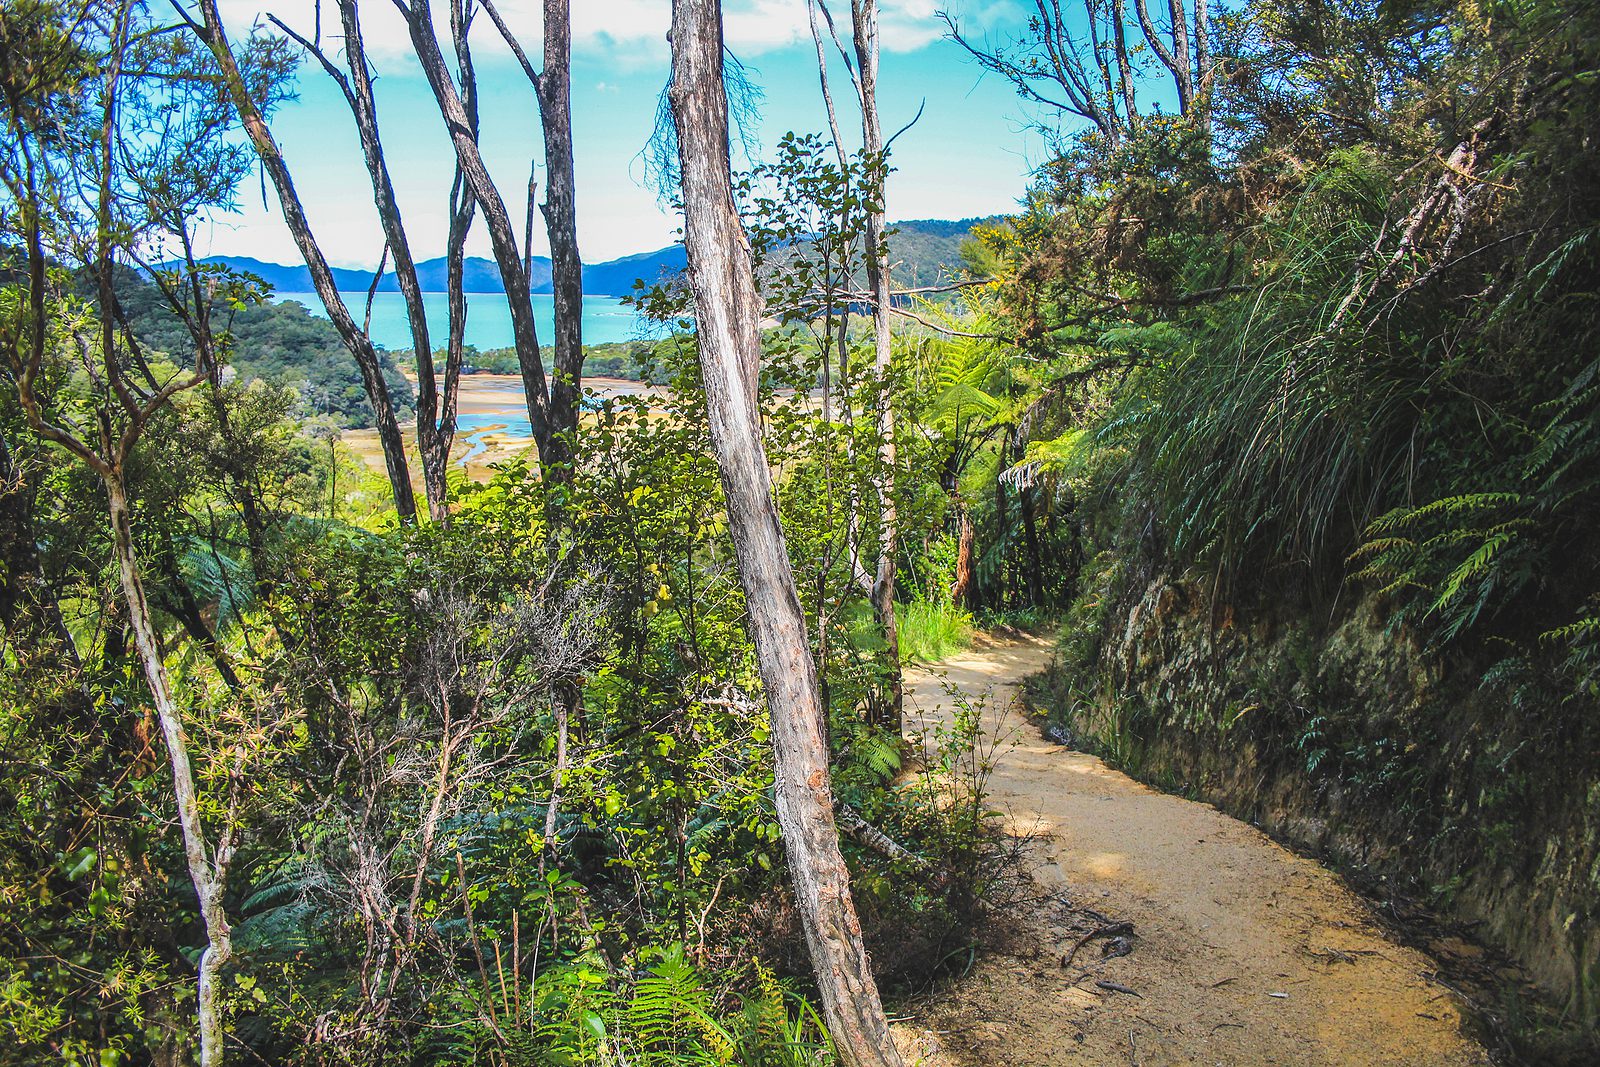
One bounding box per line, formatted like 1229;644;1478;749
199;247;688;299
197;218;989;299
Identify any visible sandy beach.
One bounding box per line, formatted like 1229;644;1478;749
456;372;662;414
343;373;664;484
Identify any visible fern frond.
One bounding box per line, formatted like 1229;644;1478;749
1542;616;1600;644
1430;532;1514;613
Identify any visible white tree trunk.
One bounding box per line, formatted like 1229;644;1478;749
850;0;903;732
665;4;905;1065
107;477;231;1067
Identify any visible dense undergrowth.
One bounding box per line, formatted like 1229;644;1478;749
0;308;1028;1063
0;7;1034;1055
972;0;1600;1055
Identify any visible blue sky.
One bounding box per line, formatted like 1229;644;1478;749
199;1;1049;268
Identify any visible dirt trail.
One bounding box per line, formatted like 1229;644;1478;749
889;634;1491;1067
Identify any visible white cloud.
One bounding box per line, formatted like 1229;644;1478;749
718;1;1022;56
572;1;671;49
216;0;1022;68
215;0;661;66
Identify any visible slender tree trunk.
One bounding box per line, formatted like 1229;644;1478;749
106;475;231;1067
442;0;478;470
1134;0;1192;116
850;0;902;732
1193;0;1212;134
1111;0;1139;125
666;5;904;1064
333;0;452;520
1167;0;1195;112
192;0;417;522
950;503;974;608
992;455;1009;611
1084;0;1121;138
1019;481;1047;608
537;0;584;453
399;0;566;471
446;167;475;422
477;0;585;482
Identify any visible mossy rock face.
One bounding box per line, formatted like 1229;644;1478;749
1042;563;1600;1052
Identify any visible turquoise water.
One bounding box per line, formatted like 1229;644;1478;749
446;380;651;464
454;412;533;463
274;291;647;352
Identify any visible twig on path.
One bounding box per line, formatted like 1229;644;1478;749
1072;905;1117;926
1308;945;1384;965
1096;980;1142;997
1062;920;1136;968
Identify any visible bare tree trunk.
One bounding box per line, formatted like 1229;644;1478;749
338;0;450;520
1019;480;1047;608
1167;0;1195;112
477;0;586;477
268;0;461;520
442;1;478;464
850;0;902;733
1134;0;1192;116
666;5;904;1064
107;476;232;1067
1193;0;1212;134
992;454;1010;611
950;505;975;608
536;0;584;453
398;0;568;472
805;0;860;425
446;166;475;424
1111;0;1139;125
1084;0;1121;140
191;0;418;522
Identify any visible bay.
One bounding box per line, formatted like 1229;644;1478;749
274;291;649;352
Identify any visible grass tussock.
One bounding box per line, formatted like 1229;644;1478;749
898;600;975;665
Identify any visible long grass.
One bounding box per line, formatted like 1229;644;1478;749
1106;149;1426;588
898;600;975;665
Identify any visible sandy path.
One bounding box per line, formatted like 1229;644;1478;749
890;635;1491;1067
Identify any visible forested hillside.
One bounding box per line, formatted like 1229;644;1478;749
2;0;1596;1065
115;270;415;426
